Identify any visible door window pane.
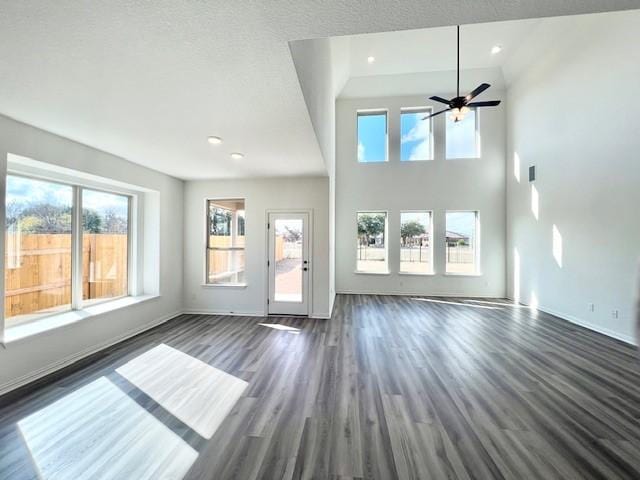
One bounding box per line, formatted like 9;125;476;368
400;211;432;273
401;108;432;161
445;211;479;274
274;219;303;302
446;109;479;159
4;175;73;326
357;111;387;162
356;212;388;273
82;189;129;303
207;199;245;284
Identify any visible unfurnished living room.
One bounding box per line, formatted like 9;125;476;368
1;2;640;479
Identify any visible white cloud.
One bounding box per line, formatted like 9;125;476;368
357;142;365;162
401;117;429;144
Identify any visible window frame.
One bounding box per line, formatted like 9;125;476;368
204;198;247;287
445;107;481;160
399;210;434;275
400;107;434;162
355;210;389;275
3;172;135;328
356;109;389;164
444;210;481;276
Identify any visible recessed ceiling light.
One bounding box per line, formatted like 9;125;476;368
230;152;244;160
207;136;223;145
367;56;375;64
491;45;503;55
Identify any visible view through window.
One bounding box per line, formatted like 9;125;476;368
357;111;387;163
445;211;479;274
274;218;303;302
82;189;129;304
356;212;387;273
446;109;479;159
400;211;432;274
207;199;246;284
400;108;432;161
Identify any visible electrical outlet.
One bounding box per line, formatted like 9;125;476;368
588;303;595;312
612;309;619;319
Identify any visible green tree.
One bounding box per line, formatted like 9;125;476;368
400;220;426;246
83;209;103;233
358;214;385;245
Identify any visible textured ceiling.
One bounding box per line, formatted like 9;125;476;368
1;1;638;179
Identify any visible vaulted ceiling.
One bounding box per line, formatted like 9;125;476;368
0;1;637;179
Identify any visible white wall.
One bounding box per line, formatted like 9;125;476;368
505;11;640;344
183;177;331;317
336;93;506;296
0;114;184;393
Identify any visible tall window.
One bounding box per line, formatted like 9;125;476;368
4;175;131;328
445;211;479;274
400;211;432;274
357;111;387;163
356;212;387;273
446;109;479;159
82;189;129;304
400;108;433;161
207;199;245;285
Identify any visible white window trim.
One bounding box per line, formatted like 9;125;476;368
400;107;434;162
356;109;389;163
1;157;147;343
203;197;247;287
399;209;434;275
445;108;482;160
445;210;481;275
355;210;389;274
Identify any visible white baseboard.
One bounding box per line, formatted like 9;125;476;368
336;289;503;299
310;313;331;319
0;310;182;397
533;304;636;345
182;309;266;317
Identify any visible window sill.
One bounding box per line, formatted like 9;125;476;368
398;271;436;276
201;283;248;288
354;270;390;276
2;295;160;345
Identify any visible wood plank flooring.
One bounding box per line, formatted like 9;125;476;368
1;294;640;479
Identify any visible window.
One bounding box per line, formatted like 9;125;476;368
446;108;479;159
207;199;245;285
400;211;432;274
3;174;132;328
356;212;388;273
445;211;479;274
82;189;130;304
357;111;387;162
400;108;433;161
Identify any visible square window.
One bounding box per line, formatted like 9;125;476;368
357;111;387;163
446;109;479;159
400;211;433;273
400;108;433;161
356;212;388;273
445;211;479;274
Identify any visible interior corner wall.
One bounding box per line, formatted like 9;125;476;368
335;94;506;297
0;114;184;393
182;176;330;317
505;11;640;344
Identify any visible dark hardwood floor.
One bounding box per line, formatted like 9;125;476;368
1;294;640;479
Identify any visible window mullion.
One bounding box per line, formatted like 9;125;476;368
71;186;83;310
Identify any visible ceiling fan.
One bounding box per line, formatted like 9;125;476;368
424;25;501;122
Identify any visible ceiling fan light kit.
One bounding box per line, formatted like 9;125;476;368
423;25;501;123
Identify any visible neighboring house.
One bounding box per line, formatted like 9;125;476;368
446;231;469;246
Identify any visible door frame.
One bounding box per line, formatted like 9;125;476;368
264;209;313;316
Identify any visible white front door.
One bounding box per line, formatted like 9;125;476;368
268;212;310;315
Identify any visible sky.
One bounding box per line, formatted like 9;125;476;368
357;114;386;162
401;111;431;161
446;211;476;238
401;211;430;226
6;175;128;217
446;110;477;159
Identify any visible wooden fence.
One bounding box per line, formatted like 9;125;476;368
4;233;128;320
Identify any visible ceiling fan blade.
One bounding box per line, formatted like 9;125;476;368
465;83;490;101
467;100;501;107
422;108;451;120
429;96;451;105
